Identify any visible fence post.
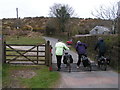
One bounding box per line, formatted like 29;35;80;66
49;45;52;71
37;45;39;64
45;41;47;65
45;41;50;66
1;35;4;64
2;41;6;63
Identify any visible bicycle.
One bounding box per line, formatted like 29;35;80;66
94;55;110;71
63;51;73;73
66;57;71;72
81;55;92;71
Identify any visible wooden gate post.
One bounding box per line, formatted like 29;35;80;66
2;34;6;63
45;41;50;66
49;45;52;71
37;45;39;64
2;41;6;63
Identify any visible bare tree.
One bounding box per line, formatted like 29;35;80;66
117;1;120;34
91;3;118;20
91;2;118;34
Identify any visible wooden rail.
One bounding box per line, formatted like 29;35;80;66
3;41;52;66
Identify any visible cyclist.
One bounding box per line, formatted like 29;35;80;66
75;41;87;68
95;37;107;67
55;39;69;71
95;37;106;58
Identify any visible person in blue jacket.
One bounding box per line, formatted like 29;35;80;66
75;41;87;68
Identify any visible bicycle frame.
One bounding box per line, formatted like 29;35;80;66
66;58;71;72
95;55;108;71
81;55;92;71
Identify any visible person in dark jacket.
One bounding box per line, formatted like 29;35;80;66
75;41;87;68
95;37;106;58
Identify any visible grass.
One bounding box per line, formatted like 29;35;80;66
21;66;60;88
2;64;60;88
3;64;60;88
6;35;45;45
2;64;12;88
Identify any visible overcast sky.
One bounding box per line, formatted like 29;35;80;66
0;0;119;19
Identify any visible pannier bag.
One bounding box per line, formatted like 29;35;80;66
82;55;90;67
63;54;73;64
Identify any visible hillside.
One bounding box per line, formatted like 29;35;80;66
2;17;113;35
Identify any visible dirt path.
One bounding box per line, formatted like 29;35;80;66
43;36;119;88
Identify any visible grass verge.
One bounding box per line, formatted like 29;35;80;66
2;64;60;88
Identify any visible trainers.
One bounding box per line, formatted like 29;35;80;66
57;67;61;71
76;66;80;68
65;65;68;68
57;68;60;71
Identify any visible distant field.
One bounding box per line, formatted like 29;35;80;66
6;35;45;45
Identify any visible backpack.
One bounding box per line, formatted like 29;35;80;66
63;54;73;64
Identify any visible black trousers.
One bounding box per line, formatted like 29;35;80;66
77;54;87;66
56;55;62;69
98;52;105;58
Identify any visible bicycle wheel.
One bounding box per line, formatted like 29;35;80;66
94;55;99;66
66;63;71;72
100;62;107;71
67;59;71;72
89;64;92;71
88;61;92;71
68;63;71;72
67;63;71;72
94;55;98;60
103;62;107;71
